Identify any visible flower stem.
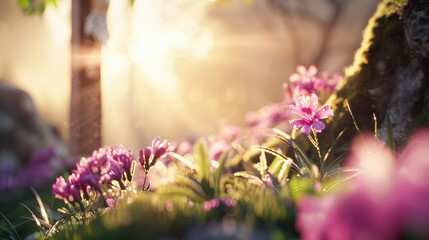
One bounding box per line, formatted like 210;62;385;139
142;170;151;192
311;128;322;164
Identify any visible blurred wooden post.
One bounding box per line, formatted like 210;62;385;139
70;0;101;155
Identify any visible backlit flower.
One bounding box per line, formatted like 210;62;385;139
139;137;171;172
289;94;333;135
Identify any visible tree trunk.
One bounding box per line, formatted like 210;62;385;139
70;0;102;155
316;0;429;155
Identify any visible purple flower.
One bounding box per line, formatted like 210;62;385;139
139;137;171;172
72;168;101;194
290;65;318;83
52;176;80;203
289;93;333;135
101;160;122;184
109;144;133;181
285;65;343;101
151;137;170;160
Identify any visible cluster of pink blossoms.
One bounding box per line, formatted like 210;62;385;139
52;145;133;203
285;65;342;99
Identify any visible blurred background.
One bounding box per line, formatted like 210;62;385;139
0;0;379;154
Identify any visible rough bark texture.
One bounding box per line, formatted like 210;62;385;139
318;0;429;153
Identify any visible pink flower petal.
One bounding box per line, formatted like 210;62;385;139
307;65;318;76
290;119;306;129
301;124;311;135
295;93;307;108
289;73;301;82
309;94;319;112
312;120;325;132
289;105;305;118
297;65;306;75
314;105;334;119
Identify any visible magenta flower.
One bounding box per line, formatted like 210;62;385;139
139;137;171;172
289;65;318;83
101;160;122;184
109;144;133;181
289;93;333;135
52;176;81;203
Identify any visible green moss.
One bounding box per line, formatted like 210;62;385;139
320;0;409;152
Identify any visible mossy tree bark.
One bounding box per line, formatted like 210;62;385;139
319;0;429;153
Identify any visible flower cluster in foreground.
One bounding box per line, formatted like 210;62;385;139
52;145;133;203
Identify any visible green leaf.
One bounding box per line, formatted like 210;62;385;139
234;171;264;186
156;185;204;202
214;150;229;197
180;178;208;198
267;134;312;173
253;146;301;174
0;212;21;240
259;151;268;177
288;177;313;202
386;113;395;152
193;140;211;184
19;203;43;237
269;157;282;175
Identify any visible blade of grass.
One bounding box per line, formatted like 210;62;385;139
169;152;196;170
45;217;68;239
180;178;208;198
324;152;347;172
0;226;17;240
253;146;301;174
322;128;347;165
0;212;21;240
268;157;282;175
346;100;362;135
19;203;42;232
373;113;379;141
234;172;264;186
259;151;268;177
214;150;229;197
267;134;312;172
193;140;211;183
386;113;396;152
30;187;49;225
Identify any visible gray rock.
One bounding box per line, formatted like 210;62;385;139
0;82;65;164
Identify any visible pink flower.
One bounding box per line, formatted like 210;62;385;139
289;93;333;135
109;144;134;181
296;135;399;240
139;137;171;172
289;65;318;83
52;176;80;203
